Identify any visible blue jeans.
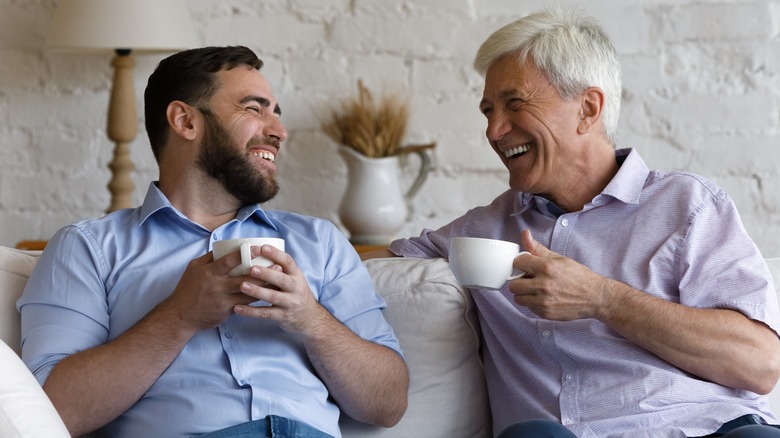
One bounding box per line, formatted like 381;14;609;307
195;415;333;438
497;419;577;438
699;414;780;437
497;416;780;438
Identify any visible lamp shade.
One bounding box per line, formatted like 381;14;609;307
46;0;197;53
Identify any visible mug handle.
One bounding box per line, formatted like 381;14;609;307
239;241;254;276
507;251;531;280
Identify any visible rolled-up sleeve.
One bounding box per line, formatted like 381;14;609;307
315;223;403;357
678;191;780;335
17;225;110;385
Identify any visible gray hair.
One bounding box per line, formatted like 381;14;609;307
474;5;622;146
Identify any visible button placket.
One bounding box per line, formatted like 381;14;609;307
218;320;248;390
550;214;576;254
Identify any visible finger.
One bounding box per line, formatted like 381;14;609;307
231;292;258;307
259;244;299;275
240;279;285;306
186;250;219;270
211;249;245;277
196;251;216;263
237;268;281;293
521;229;554;258
511;251;533;278
234;303;280;321
248;262;288;289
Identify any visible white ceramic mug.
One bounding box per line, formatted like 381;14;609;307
212;237;285;277
449;237;529;290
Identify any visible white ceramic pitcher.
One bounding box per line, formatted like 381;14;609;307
338;145;431;245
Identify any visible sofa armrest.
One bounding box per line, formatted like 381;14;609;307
0;340;70;437
0;247;68;437
341;257;491;437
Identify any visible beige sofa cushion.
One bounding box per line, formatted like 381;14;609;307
0;248;40;356
341;257;492;438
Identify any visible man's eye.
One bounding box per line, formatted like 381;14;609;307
247;106;261;113
509;99;525;110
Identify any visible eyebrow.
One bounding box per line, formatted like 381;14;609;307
480;88;526;111
480;88;522;105
240;95;282;116
498;88;522;100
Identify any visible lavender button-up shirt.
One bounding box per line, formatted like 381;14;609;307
390;148;780;438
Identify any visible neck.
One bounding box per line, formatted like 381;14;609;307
158;167;242;232
548;146;619;213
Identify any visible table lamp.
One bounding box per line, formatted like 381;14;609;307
46;0;197;213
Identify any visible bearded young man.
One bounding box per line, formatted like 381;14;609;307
18;46;408;438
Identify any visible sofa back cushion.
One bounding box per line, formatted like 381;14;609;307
341;257;492;437
0;247;40;356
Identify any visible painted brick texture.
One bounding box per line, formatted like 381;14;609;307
1;0;779;257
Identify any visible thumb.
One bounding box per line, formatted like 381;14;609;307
521;229;554;258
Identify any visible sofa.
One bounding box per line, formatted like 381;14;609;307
0;245;778;437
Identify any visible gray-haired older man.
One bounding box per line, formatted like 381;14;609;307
365;5;780;438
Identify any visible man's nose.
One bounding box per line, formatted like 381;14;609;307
264;116;288;143
486;111;511;142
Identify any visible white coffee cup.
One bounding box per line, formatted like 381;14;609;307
212;237;285;277
449;237;529;290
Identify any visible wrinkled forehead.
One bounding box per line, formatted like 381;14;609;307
481;56;550;101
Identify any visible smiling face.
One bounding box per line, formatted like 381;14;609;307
196;66;288;204
479;55;585;204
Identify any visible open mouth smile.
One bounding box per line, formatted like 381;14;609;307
251;151;276;163
504;144;530;159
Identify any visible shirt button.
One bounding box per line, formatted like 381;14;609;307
561;218;569;227
565;374;573;381
224;332;232;339
562;418;573;425
239;380;248;386
542;330;551;338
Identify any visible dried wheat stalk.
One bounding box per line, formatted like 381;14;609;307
322;80;409;158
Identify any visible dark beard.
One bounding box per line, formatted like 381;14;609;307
196;111;279;205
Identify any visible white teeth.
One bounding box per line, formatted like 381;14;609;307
252;151;276;162
504;144;530;158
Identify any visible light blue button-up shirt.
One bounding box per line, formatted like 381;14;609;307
18;183;401;438
390;149;780;438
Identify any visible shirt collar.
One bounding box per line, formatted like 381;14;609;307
600;148;649;205
138;182;172;223
138;182;278;230
513;148;649;216
236;203;278;230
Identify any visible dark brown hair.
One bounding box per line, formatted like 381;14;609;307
143;46;263;162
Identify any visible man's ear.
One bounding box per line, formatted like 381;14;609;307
167;101;199;141
577;87;604;135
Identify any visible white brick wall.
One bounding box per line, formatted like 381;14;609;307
1;0;780;257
